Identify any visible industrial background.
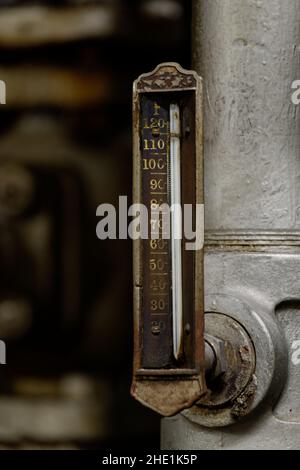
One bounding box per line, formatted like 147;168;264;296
0;0;191;449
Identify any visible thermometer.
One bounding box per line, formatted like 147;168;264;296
131;63;206;416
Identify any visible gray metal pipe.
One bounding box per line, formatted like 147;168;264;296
193;0;300;231
162;0;300;450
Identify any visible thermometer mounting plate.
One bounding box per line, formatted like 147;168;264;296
131;63;206;416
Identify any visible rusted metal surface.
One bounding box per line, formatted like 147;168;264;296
131;379;205;418
204;334;228;380
132;63;206;416
136;66;196;91
198;313;255;408
182;312;257;427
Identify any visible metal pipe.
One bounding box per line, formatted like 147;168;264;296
162;0;300;450
193;0;300;231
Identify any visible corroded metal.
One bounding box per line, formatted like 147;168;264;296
131;63;206;416
198;313;255;410
136;63;197;91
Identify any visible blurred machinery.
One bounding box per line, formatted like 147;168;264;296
0;0;190;448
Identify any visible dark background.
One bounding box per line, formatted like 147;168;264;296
0;0;191;449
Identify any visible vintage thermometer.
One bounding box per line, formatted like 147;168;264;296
131;63;206;416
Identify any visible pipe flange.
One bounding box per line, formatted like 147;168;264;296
201;313;255;407
182;294;287;427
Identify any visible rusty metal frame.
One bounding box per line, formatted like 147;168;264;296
131;63;206;416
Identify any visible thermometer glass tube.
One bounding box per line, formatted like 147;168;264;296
170;102;183;361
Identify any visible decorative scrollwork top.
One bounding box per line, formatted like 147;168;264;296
136;64;197;91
